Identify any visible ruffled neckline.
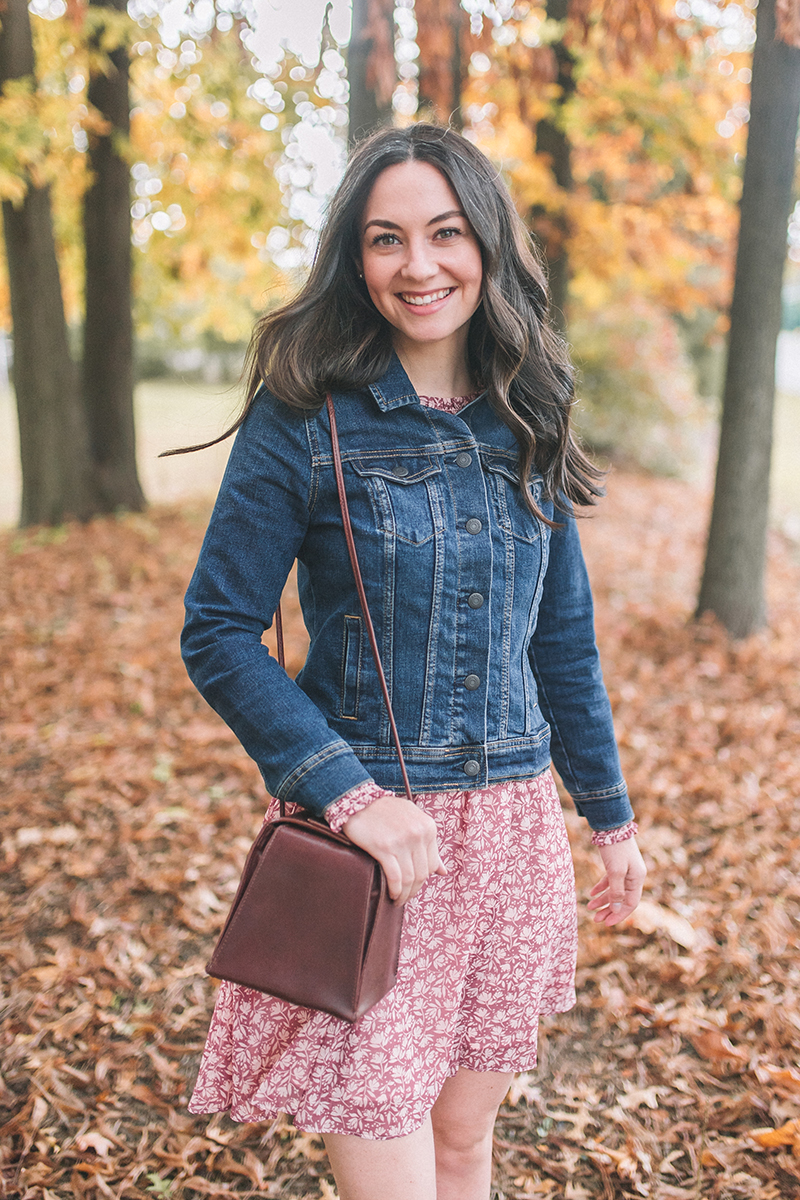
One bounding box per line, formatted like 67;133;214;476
418;392;479;415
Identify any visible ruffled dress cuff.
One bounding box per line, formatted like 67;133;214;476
324;781;390;833
591;819;638;846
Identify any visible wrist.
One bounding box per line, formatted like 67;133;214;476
325;781;391;833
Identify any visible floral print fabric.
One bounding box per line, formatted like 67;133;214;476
591;819;638;846
189;770;578;1139
324;780;389;833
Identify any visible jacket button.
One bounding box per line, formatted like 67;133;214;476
465;518;482;534
455;452;472;467
392;463;410;477
463;759;480;777
464;674;481;690
467;592;484;609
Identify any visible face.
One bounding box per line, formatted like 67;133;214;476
359;160;484;356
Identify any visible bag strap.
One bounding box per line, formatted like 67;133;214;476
276;393;414;815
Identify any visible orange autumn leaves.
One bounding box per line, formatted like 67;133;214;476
3;467;800;1197
415;0;747;320
752;1068;800;1157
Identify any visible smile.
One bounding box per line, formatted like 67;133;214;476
398;287;455;307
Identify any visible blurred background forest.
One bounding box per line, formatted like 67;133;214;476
0;0;798;515
2;1;800;1198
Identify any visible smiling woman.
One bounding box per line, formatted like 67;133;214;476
178;124;645;1200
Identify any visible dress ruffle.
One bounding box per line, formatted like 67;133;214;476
189;771;577;1139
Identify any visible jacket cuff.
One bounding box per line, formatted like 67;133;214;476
571;780;634;832
272;741;373;818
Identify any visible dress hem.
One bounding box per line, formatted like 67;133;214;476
188;993;577;1140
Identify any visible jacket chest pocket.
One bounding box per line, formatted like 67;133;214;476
482;457;543;544
350;456;443;546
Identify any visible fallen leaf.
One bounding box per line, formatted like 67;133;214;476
751;1118;800;1153
691;1029;749;1065
764;1064;800;1094
616;1085;673;1111
629;900;696;949
75;1131;115;1157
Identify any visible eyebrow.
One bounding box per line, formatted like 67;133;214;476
363;209;466;233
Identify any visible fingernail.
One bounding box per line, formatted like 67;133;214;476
612;902;622;911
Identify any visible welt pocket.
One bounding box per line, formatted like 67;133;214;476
339;614;363;719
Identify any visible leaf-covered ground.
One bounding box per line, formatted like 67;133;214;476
1;471;799;1200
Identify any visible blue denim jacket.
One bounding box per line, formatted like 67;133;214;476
182;355;633;831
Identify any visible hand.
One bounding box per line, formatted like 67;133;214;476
587;837;646;926
342;796;447;906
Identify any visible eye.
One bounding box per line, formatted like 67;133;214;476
435;226;463;240
370;231;400;246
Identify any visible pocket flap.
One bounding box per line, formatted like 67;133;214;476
481;454;542;500
349;455;442;485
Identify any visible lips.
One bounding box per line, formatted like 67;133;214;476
398;287;455;307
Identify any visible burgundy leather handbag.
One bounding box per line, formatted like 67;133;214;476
205;397;414;1022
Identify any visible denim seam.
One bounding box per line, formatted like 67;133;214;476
347;730;551;759
277;742;359;799
380;526;395;748
528;644;577;785
523;528;549;732
304;415;321;513
570;780;628;801
419;518;445;745
499;514;514;739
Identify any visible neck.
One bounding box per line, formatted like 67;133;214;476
392;331;473;399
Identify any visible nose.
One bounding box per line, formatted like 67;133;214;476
400;235;438;283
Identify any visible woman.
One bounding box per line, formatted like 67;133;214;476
181;124;646;1200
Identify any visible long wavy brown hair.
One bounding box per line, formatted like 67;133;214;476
171;123;602;516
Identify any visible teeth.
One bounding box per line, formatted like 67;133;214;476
400;288;453;306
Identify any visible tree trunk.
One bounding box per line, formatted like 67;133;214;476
696;0;800;637
83;0;145;512
531;0;573;330
0;0;96;526
416;0;465;128
348;0;395;147
446;3;464;131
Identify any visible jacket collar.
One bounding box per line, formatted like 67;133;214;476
367;353;420;412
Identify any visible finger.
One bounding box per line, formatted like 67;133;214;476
428;838;447;877
593;876;645;925
397;853;421;905
375;847;409;904
589;878;625;919
622;871;645;913
587;875;610;902
403;852;427;904
383;864;402;902
596;899;635;926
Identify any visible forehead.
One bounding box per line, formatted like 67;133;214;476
362;160;461;226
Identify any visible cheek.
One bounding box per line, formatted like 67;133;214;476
461;248;483;293
363;260;395;299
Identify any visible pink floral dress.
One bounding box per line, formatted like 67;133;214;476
188;394;580;1140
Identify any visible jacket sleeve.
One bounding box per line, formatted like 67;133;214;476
528;508;634;831
180;389;373;817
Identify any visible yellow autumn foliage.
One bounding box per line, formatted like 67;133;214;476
464;0;748;320
0;8;308;340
